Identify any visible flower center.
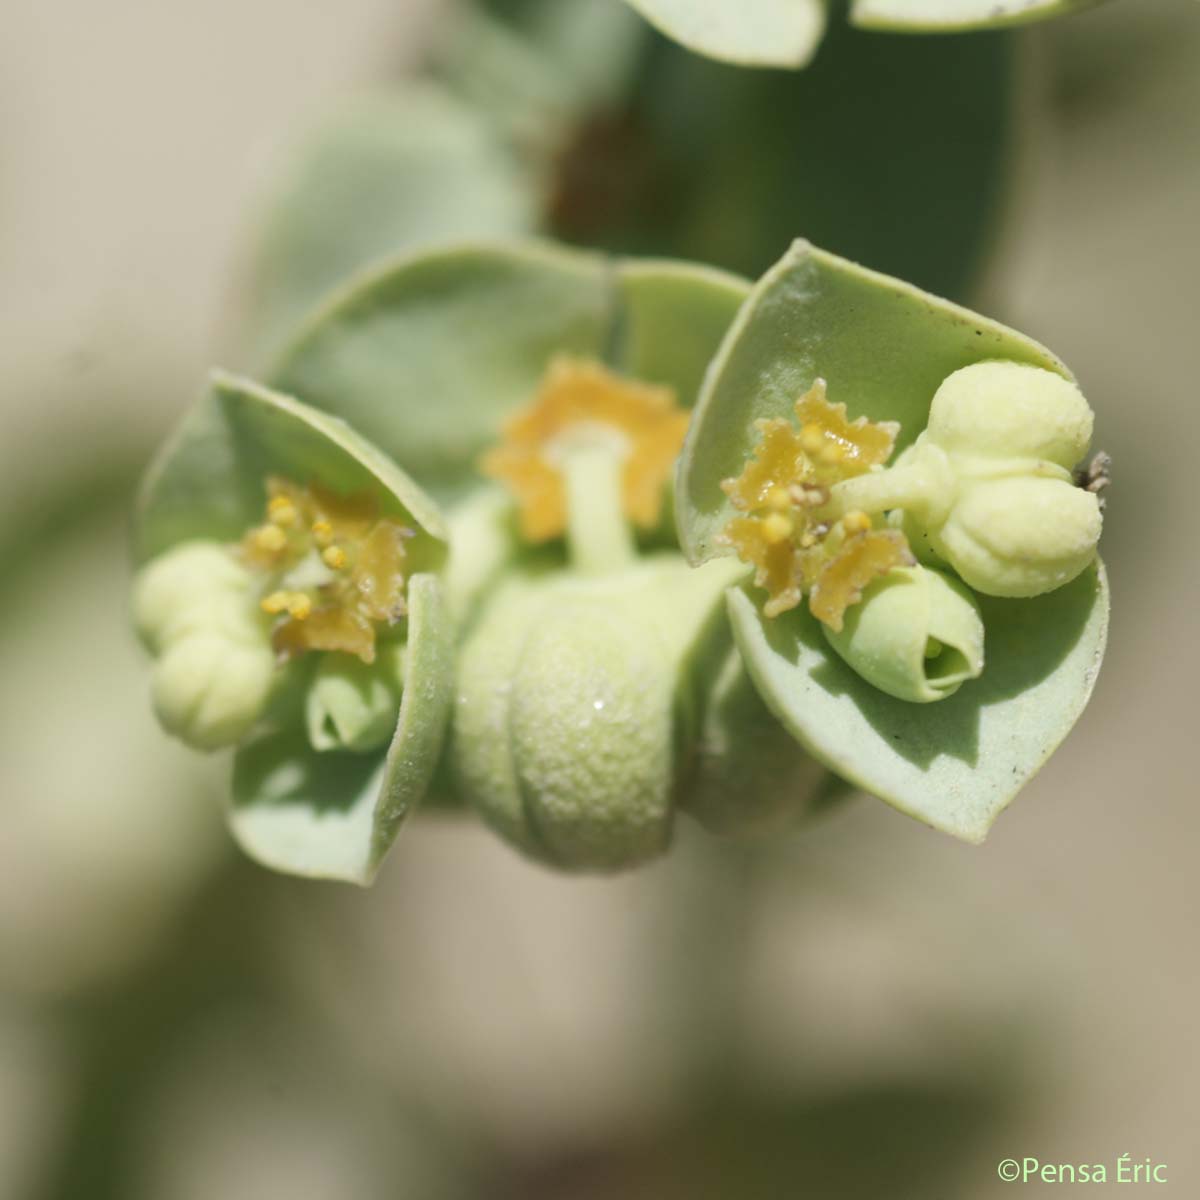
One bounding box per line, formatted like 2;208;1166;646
720;379;914;631
240;477;413;663
480;356;691;575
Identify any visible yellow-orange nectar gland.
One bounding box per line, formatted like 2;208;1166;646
479;356;691;542
719;380;914;631
240;476;413;663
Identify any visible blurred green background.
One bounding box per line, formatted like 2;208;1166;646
2;0;1197;1195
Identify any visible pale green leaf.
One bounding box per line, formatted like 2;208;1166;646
240;85;539;364
850;0;1109;32
622;0;827;67
727;564;1108;842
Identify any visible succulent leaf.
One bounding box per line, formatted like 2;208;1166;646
849;0;1110;32
622;0;827;68
619;0;1108;66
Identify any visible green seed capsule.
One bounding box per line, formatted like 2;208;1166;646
927;361;1094;469
133;540;276;750
836;361;1105;600
929;474;1103;599
151;632;276;751
822;566;984;703
452;572;676;870
133;541;256;651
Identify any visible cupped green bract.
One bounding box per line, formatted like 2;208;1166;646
676;239;1109;841
231;573;453;884
134;373;452;884
136;371;446;568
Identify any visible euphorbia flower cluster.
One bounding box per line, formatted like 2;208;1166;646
131;238;1109;881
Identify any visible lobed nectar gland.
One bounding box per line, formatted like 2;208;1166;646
239;476;414;663
480;356;691;544
719;380;913;629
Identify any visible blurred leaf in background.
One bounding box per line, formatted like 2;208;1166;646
238;0;1015;363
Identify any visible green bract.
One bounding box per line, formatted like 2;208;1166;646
134;373;451;883
677;239;1109;842
269;241;751;503
621;0;1109;67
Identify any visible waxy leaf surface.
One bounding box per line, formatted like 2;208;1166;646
849;0;1109;32
622;0;826;67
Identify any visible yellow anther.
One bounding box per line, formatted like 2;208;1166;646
251;525;288;555
720;381;909;625
262;591;291;615
801;428;825;456
244;476;412;663
286;593;312;621
262;590;312;620
761;512;794;544
268;496;298;527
